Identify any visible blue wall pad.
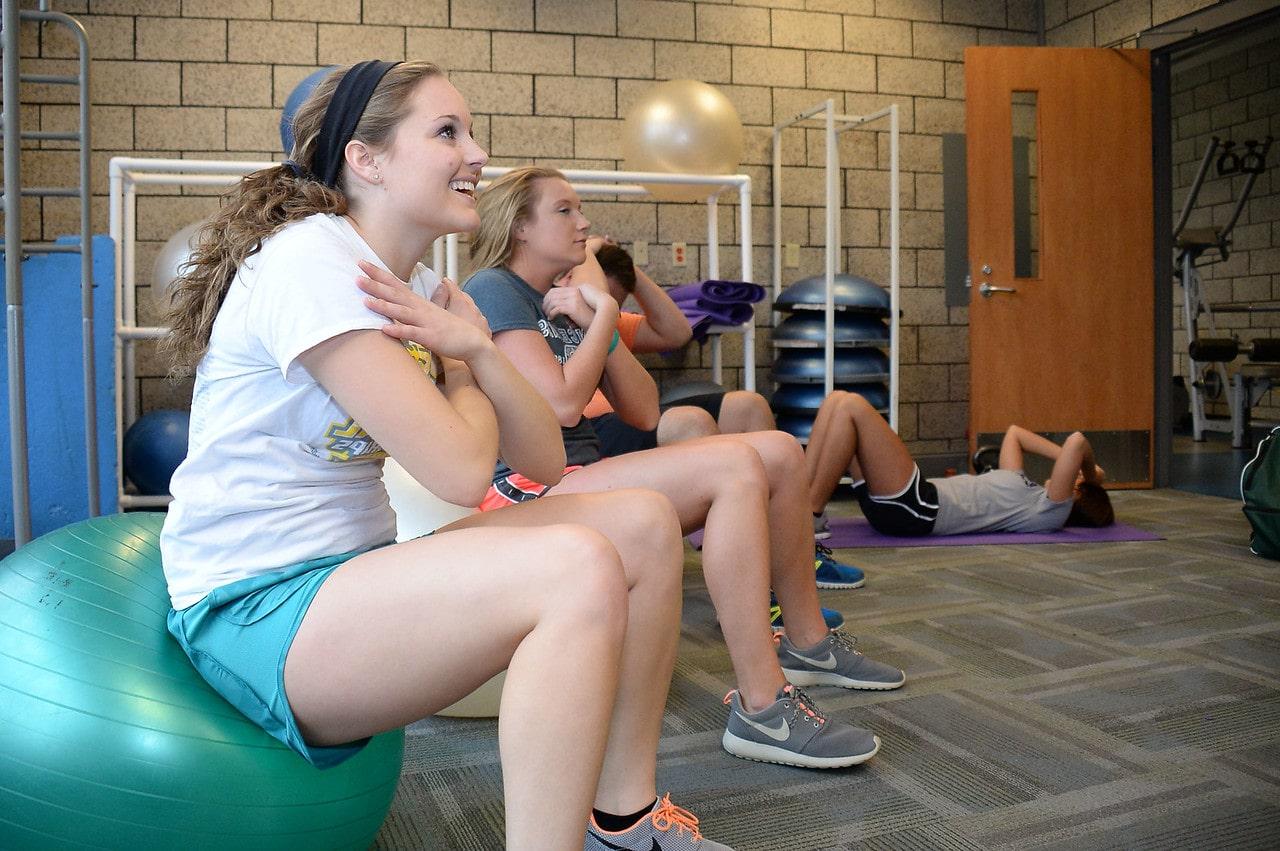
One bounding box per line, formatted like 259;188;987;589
771;348;889;384
774;273;889;314
772;312;889;345
1;235;118;538
771;382;889;413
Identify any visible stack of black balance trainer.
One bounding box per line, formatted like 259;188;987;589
770;273;891;442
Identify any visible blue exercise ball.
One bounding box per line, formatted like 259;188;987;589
280;66;338;155
775;273;890;315
771;348;889;384
777;414;815;441
771;382;889;414
0;513;404;850
122;409;190;496
772;312;888;345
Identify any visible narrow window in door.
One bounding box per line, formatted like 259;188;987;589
1012;91;1039;279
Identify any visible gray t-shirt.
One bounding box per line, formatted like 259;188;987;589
929;469;1072;535
463;266;602;481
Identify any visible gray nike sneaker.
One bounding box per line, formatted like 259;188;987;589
585;794;734;850
721;684;881;769
776;631;906;690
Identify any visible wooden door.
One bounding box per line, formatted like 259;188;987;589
966;47;1154;487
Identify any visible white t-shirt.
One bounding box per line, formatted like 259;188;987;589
161;214;440;610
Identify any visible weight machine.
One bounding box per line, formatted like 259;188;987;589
1175;134;1275;447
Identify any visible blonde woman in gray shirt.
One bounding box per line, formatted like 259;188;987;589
806;392;1114;537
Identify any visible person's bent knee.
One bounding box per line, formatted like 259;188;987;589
657;405;718;445
534;524;629;627
750;428;806;471
612;487;682;546
711;438;770;492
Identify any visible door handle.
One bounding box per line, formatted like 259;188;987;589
978;282;1017;298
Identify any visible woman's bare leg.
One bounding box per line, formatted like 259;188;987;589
443;488;682;814
548;440;787;712
285;523;628;850
716;390;776;434
716;430;829;650
805;391;917;513
655;405;719;445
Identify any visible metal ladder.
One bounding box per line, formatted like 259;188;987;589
1;0;95;546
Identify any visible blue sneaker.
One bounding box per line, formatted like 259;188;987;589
815;543;865;589
770;593;844;632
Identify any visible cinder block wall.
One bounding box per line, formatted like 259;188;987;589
14;0;1049;459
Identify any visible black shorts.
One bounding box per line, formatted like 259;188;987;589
852;465;939;537
664;390;725;421
589;413;659;457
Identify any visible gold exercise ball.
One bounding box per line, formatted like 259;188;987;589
623;79;744;202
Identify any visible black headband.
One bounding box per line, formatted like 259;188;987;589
312;60;400;188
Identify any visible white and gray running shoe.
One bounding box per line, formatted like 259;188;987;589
813;511;832;540
776;631;906;690
585;794;733;850
721;684;880;769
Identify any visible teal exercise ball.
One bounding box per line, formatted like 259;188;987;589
0;513;403;850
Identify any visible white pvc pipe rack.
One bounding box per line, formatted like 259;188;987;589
771;102;900;432
109;158;755;510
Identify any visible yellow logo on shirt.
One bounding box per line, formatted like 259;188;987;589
403;340;441;381
319;341;440;462
322;417;387;462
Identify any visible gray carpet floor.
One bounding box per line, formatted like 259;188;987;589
375;489;1280;850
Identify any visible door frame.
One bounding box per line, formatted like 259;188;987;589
1147;5;1280;486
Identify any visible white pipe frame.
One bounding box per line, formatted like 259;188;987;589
109;158;754;509
771;102;900;432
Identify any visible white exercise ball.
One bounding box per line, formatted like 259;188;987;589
382;458;475;540
623;79;744;202
381;459;503;717
151;221;204;306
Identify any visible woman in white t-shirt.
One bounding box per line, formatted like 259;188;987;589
160;61;726;850
804;391;1114;537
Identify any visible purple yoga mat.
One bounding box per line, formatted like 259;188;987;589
686;518;1161;550
820;517;1163;548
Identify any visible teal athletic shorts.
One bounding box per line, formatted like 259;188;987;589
166;547;380;768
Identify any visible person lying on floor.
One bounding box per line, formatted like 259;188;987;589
805;394;1115;536
574;244;1113;539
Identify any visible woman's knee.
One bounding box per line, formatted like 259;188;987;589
709;438;771;492
531;524;629;625
834;389;874;418
720;390;775;432
614;488;681;546
746;429;806;476
657;405;718;444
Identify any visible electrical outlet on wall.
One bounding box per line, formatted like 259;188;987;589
672;241;687;267
631;239;649;266
785;243;801;268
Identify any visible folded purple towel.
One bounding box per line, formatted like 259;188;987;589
701;280;766;303
671;293;753;327
667;280;764;307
